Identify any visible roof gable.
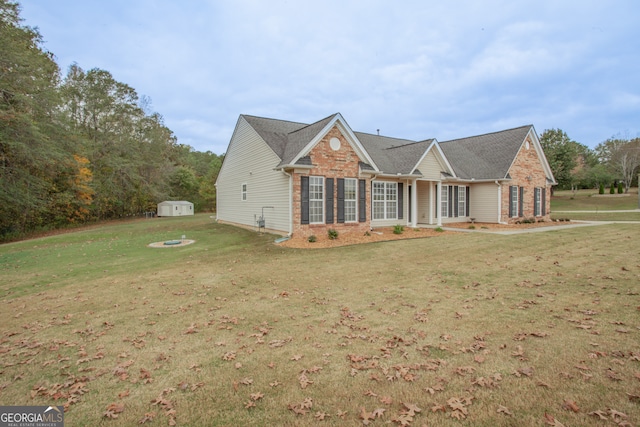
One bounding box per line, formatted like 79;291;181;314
236;114;552;181
439;125;533;180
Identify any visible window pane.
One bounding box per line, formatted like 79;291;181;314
441;185;448;218
309;176;323;223
345;179;357;222
458;186;466;217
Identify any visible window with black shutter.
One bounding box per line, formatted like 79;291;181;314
326;178;334;224
301;176;309;224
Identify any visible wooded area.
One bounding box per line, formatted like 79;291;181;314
540;128;639;193
1;1;222;241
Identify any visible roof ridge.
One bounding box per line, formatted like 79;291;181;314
385;138;435;150
440;124;532;143
242;114;309;128
288;113;338;135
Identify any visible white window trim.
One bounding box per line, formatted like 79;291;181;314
458;186;466;217
344;178;357;223
241;183;247;201
510;186;518;217
441;184;449;218
309;176;324;224
372;181;398;220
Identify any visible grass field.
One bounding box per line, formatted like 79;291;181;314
1;215;639;426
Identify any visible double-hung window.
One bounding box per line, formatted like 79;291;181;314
344;178;357;222
457;186;466;217
509;186;519;218
309;176;324;224
372;181;398;220
534;187;542;216
241;183;247;201
441;185;449;218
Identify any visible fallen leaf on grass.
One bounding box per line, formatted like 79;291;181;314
497;405;512;415
402;402;421;416
562;399;579;413
138;412;155;423
359;407;375;425
392;412;413;426
103;402;124;419
314;411;329;420
543;413;565;426
588;410;608;420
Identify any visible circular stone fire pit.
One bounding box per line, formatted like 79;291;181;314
147;239;195;248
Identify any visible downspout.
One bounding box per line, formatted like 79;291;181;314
495;180;507;224
281;169;293;236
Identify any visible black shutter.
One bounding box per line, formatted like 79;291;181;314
358;180;366;222
509;185;515;218
336;178;344;223
325;178;334;224
542;188;546;216
466;186;470;217
301;176;309;224
448;186;453;217
397;183;404;219
519;186;524;217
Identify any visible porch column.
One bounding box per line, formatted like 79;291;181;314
411;179;418;227
436;181;442;226
428;181;434;225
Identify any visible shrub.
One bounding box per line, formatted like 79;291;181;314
435;226;444;232
393;225;404;234
468;225;476;230
610;183;615;194
307;235;317;243
327;229;338;240
364;231;371;237
618;182;624;194
599;183;605;194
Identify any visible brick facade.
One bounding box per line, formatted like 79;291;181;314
291;126;371;239
500;136;552;223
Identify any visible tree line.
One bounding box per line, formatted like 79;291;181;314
540;129;640;194
1;1;222;241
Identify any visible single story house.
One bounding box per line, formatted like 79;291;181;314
215;113;556;238
157;200;194;217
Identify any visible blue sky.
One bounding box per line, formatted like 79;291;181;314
19;0;640;154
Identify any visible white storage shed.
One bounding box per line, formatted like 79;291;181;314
157;201;194;217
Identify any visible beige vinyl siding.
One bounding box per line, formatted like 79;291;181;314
415;150;446;180
216;117;290;233
416;181;431;224
469;182;499;223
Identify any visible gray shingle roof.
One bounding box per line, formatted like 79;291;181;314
439;125;532;179
241;114;531;178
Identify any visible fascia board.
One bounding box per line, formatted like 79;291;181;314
289;113;380;171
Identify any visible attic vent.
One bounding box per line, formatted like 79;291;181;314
329;137;341;151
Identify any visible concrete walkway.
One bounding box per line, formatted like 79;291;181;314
553;209;640;213
438;220;640;235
